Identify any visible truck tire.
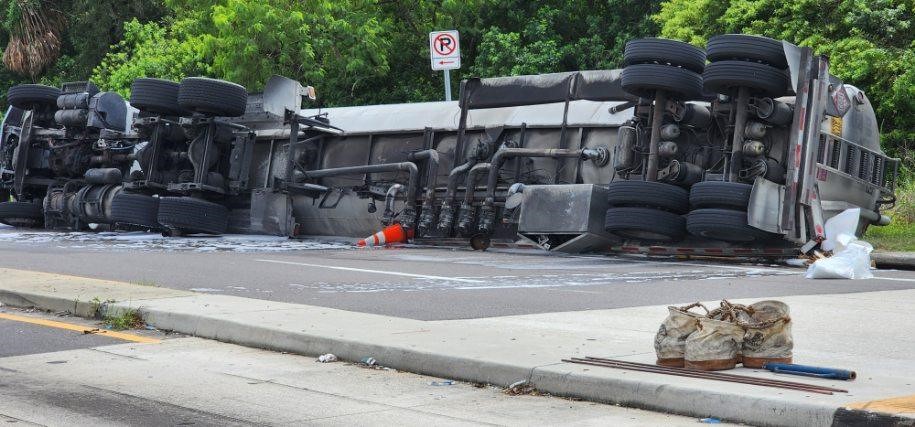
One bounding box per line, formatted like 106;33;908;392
0;201;43;228
689;181;753;210
178;77;248;117
607;180;690;214
707;34;788;69
157;196;228;235
7;84;60;110
702;60;789;97
624;38;707;73
621;64;703;100
687;208;777;243
111;193;160;229
130;78;185;116
605;207;686;242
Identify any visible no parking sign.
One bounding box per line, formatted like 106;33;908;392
429;30;461;71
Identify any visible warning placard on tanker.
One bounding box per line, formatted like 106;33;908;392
429;30;461;71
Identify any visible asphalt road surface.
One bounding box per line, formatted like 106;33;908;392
2;227;914;320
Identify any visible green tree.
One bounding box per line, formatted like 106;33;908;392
470;0;662;77
93;0;391;105
655;0;915;167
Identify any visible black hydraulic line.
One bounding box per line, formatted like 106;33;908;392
443;159;476;205
408;148;441;235
456;163;491;235
463;163;491;205
407;149;440;203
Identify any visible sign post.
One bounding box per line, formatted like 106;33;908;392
429;30;461;101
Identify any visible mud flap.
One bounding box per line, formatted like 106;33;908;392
748;177;784;234
250;189;294;236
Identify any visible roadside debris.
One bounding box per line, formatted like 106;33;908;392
763;362;856;381
429;380;455;386
699;417;722;424
806;208;875;280
562;357;846;395
360;356;377;366
805;236;874;279
317;353;338;363
504;380;536;396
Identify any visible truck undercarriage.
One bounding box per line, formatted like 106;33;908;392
0;34;899;257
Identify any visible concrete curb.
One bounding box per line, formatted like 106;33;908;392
0;285;903;427
873;251;915;270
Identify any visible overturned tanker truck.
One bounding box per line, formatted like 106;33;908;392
0;34;899;256
236;35;898;255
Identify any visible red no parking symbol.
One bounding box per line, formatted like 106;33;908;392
429;30;460;71
433;33;457;56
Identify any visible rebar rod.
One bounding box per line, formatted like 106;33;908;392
581;357;847;392
562;357;846;395
566;359;834;394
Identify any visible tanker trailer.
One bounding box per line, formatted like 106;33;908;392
0;81;138;230
233;73;627;244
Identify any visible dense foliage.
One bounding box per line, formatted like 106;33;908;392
0;0;911;169
655;0;915;164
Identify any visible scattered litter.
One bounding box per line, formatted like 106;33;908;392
699;417;722;424
144;325;158;331
317;353;338;363
82;328;101;335
821;208;860;252
429;380;455;386
805;235;873;280
360;357;377;366
805;208;874;279
504;380;535;395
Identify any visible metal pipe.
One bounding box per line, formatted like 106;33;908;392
408;148;441;235
438;159;476;231
565;358;846;394
463;163;491;205
302;162;420;227
444;159;475;204
729;86;751;181
762;363;856;381
382;184;403;226
484;148;599;202
646;91;667;181
407;149;440;203
457;163;491;235
581;356;847;391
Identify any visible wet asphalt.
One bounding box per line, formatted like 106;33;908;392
1;228;914;320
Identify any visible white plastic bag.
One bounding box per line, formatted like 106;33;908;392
821;208;860;252
805;235;874;279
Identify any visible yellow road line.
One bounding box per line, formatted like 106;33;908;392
847;394;915;415
0;312;160;344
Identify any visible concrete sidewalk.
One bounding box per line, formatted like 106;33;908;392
0;267;913;426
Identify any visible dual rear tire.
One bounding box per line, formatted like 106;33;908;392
686;181;777;243
130;77;248;118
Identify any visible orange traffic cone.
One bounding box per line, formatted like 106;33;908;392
357;224;414;247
